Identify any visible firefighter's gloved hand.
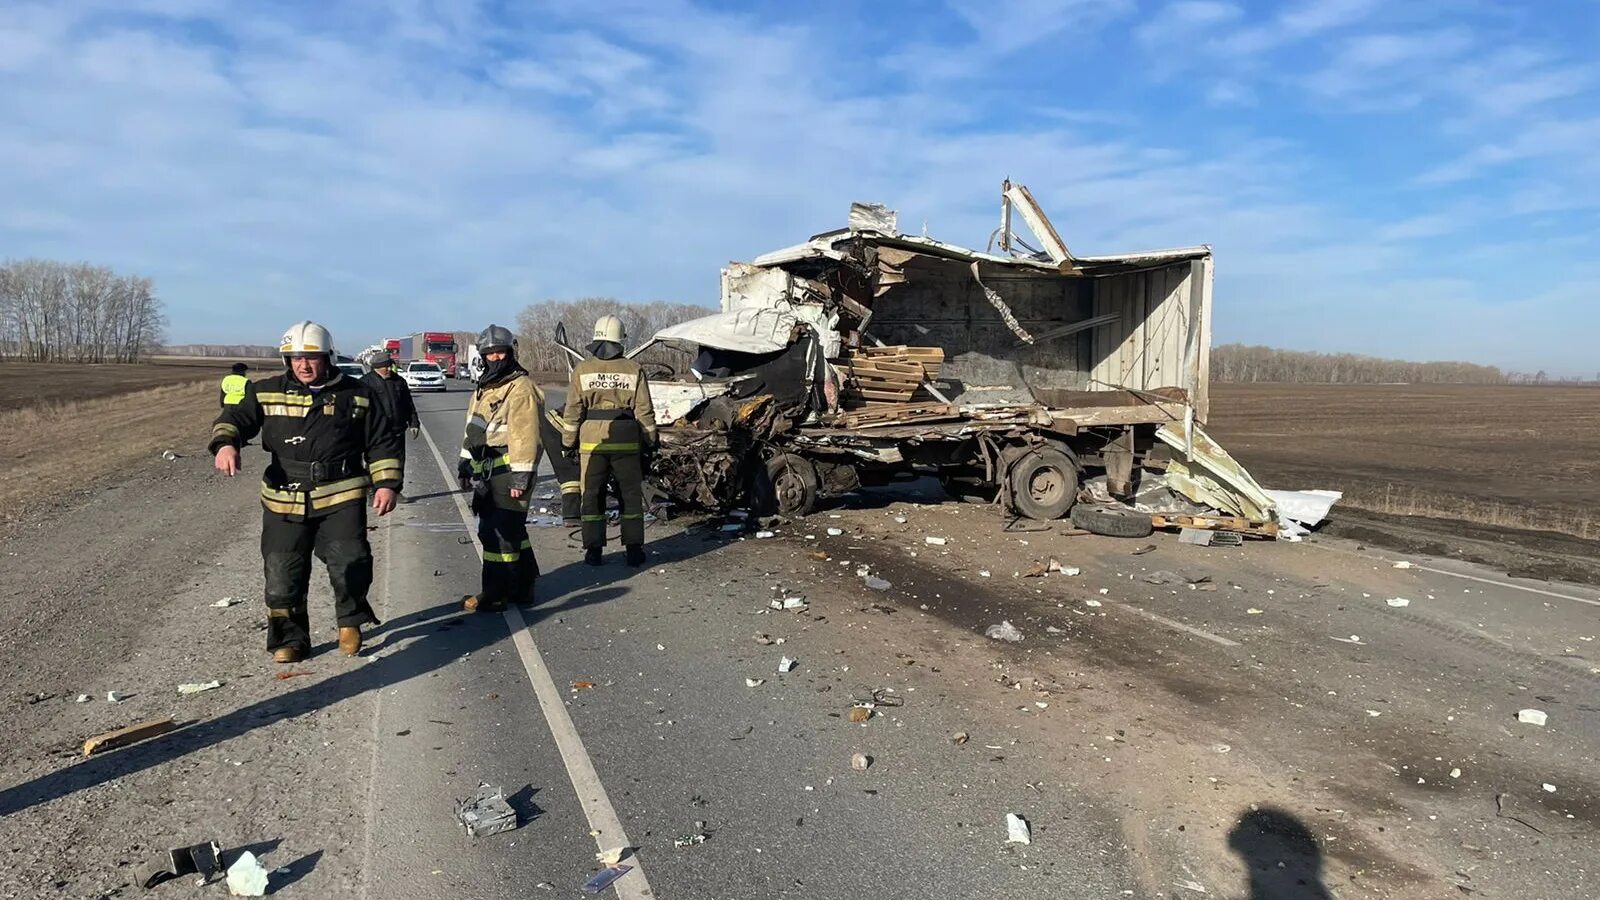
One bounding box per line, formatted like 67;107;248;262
563;447;578;464
457;459;474;493
408;426;420;440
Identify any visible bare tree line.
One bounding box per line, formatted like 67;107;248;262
160;344;277;358
1212;343;1512;385
514;298;715;374
0;259;166;362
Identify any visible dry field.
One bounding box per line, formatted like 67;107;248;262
1206;382;1600;540
0;358;275;409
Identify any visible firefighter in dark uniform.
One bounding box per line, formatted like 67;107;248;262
458;325;543;612
210;321;402;663
219;362;249;408
542;406;581;525
562;315;657;567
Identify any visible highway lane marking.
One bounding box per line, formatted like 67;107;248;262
1402;563;1600;608
420;419;655;900
1108;601;1241;647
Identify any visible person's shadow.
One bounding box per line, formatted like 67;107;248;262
1227;807;1334;899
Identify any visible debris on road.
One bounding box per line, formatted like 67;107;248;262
581;865;632;894
160;449;180;461
456;783;519;837
75;694;91;703
274;671;313;681
1005;813;1032;845
952;731;970;745
1330;635;1366;645
674;833;707;848
1179;528;1214;546
1131;544;1157;555
596;847;629;866
572;680;597;690
777;656;797;674
177;680;223;695
211;597;241;608
1543;783;1557;793
226;850;269;896
864;575;892;591
1451;768;1462;778
745;678;765;688
1393;561;1413;569
985;620;1024;642
136;840;223;889
1517;708;1548;726
755;530;776;539
827;527;844;536
925;536;947;546
106;690;124;703
1085;599;1103;608
83;717;176;756
848;706;872;723
851;752;872;771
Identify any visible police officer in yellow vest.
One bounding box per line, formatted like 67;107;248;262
562;315;656;567
220;362;249;408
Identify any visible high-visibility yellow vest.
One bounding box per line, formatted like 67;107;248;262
220;373;249;405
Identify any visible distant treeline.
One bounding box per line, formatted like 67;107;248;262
161;344;278;358
1209;343;1556;385
0;259;166;362
514;298;714;373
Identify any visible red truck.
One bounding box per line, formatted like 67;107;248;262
384;332;458;377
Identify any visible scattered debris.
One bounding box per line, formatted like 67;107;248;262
1246;608;1263;615
572;680;597;691
1385;597;1411;608
596;847;629;866
826;527;844;536
851;752;871;771
211;597;241;608
925;536;947;546
225;850;269;897
807;550;828;561
777;657;798;674
848;706;872;723
274;671;313;681
745;678;765;688
985;620;1024;642
1179;528;1215;546
106;691;124;703
673;833;707;848
456;783;519;837
160;449;180;461
1543;783;1557;793
978;569;991;577
1517;708;1548;727
720;523;743;532
1143;570;1191;585
1451;768;1462;779
952;731;970;745
83;718;176;756
755;530;776;539
864;575;892;591
1393;561;1413;569
1213;743;1231;754
1330;635;1366;645
582;866;632;894
75;693;91;703
137;840;223;889
177;681;223;695
1005;813;1032;845
1131;544;1158;555
1084;599;1103;608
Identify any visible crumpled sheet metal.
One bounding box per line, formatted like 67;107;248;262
1155;423;1276;524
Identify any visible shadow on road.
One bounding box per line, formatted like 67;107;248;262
0;523;724;818
1227;806;1334;900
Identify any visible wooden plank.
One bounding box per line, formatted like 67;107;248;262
843;388;919;402
1151;514;1277;537
83;718;177;756
1049;401;1188;427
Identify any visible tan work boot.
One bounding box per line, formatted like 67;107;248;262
273;646;305;664
338;626;362;656
462;594;481;612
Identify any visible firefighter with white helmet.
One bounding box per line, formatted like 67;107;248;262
562;314;657;566
209;320;403;663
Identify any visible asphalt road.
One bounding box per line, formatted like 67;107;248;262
0;381;1595;899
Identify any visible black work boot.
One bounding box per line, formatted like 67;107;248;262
585;547;603;566
625;545;646;567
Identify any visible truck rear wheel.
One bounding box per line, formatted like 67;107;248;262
759;454;819;518
1007;447;1079;520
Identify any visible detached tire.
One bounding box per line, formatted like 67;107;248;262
1070;503;1155;538
1006;447;1079;520
759;453;819;518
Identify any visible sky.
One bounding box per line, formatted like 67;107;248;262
1;0;1596;374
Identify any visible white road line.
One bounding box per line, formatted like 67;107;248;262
1404;562;1600;608
1108;601;1241;647
420;421;655;900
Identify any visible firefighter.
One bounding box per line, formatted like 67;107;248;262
219;362;249;408
209;321;402;663
562;314;657;567
458;325;543;612
542;407;582;525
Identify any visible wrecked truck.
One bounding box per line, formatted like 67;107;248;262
560;182;1280;533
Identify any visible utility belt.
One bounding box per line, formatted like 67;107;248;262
274;456;364;485
584;408;634;421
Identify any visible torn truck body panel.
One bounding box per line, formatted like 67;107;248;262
628;181;1281;529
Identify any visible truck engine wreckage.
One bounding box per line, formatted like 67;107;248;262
559;182;1335;539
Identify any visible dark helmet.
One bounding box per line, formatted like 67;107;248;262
476;324;517;355
230;362;249;374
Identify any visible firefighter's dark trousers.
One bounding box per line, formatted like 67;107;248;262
478;503;537;607
540;415;581;522
261;504;378;652
579;450;645;549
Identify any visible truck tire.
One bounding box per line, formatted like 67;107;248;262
1007;447;1078;520
758;453;819;518
1069;503;1155;538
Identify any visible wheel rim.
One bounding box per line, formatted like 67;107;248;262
1027;465;1066;505
774;469;807;512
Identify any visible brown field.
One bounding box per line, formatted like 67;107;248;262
1206;382;1600;540
0;358;277;410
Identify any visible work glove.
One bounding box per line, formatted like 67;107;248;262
408;425;420;440
457;459;474;492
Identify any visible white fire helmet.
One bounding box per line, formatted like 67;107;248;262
279;320;335;361
592;314;625;344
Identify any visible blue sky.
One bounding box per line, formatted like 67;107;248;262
1;0;1596;373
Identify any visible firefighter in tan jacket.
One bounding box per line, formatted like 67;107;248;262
562;315;657;567
458;325;544;611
